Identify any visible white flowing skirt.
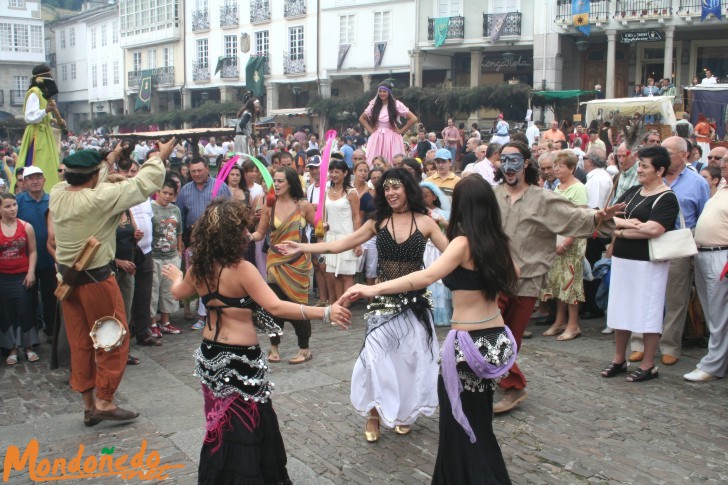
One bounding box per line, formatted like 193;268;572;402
607;256;669;333
350;309;439;428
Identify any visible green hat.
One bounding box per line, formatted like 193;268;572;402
63;150;103;174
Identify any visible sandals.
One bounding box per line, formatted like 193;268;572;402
5;353;18;365
288;351;313;365
542;323;567;336
365;416;380;443
601;361;628;378
557;329;581;341
127;355;141;365
626;366;659;382
24;350;40;362
267;349;281;363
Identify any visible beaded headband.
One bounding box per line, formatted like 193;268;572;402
382;178;403;188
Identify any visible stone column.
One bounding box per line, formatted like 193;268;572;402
362;74;372;92
606;29;617;99
470;48;482;87
319;77;332;98
412;49;424;88
219;86;234;103
266;82;278;113
663;25;675;82
181;88;192;110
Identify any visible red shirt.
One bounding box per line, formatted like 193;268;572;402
0;220;29;274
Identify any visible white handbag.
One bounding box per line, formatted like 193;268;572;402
648;192;698;262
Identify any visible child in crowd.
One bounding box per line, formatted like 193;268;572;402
150;177;184;336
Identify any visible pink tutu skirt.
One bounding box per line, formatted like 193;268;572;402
365;127;405;167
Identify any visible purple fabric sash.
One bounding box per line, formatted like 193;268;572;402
441;327;517;443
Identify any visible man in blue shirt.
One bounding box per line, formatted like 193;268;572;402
630;136;710;366
16;166;57;337
337;137;354;169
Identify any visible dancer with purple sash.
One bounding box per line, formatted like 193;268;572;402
341;176;518;484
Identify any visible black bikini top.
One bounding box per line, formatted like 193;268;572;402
201;291;258;310
442;265;482;291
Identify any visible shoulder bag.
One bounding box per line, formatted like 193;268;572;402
648;191;698;262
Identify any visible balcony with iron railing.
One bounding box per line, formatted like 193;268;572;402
676;0;728;16
193;61;210;82
220;4;239;27
615;0;673;19
250;0;271;22
220;57;239;79
483;12;522;38
284;0;306;18
555;0;612;23
283;53;305;74
127;67;175;89
427;16;465;42
192;8;210;31
10;90;24;107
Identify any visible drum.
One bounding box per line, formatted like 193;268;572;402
90;317;126;352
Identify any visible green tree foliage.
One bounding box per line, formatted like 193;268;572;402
80;102;241;131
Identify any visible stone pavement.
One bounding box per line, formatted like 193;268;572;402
1;304;727;484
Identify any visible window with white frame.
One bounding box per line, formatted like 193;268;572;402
112;21;118;43
61;65;67;82
147;49;156;69
69;27;75;47
493;0;520;13
120;0;177;35
289;26;303;60
339;15;355;45
196;38;208;67
101;25;107;47
102;63;108;86
60;29;66;48
9;0;25;8
224;34;237;58
0;24;12;51
437;0;461;17
255;30;269;57
13;24;28;52
30;25;42;52
91;28;96;49
132;51;142;71
71;63;76;80
163;47;173;67
91;65;97;88
113;60;119;84
13;76;26;92
373;11;390;42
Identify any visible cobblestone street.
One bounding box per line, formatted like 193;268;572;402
1;303;727;484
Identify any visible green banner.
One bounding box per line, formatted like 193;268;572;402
134;69;153;112
434;18;449;47
245;56;267;98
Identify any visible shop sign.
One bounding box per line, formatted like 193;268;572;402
481;55;532;73
619;30;663;44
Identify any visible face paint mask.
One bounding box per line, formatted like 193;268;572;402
500;153;525;173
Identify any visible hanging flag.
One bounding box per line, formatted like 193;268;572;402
433;18;449;47
337;44;350;70
245;56;267;97
134;69;153;111
489;13;508;43
572;0;590;37
214;55;235;76
701;0;722;21
374;42;387;68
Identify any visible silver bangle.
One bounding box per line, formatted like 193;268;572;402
323;305;332;325
300;304;307;321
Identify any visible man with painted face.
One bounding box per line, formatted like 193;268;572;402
492;141;624;413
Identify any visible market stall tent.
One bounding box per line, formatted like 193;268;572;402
581;97;677;129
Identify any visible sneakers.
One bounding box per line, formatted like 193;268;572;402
683;369;718;382
159;323;181;335
149;324;163;339
191;320;205;330
493;389;528;414
601;326;614;334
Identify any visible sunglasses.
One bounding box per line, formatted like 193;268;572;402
707;156;722;160
57;169;65;173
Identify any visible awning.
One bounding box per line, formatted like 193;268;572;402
532;90;597;100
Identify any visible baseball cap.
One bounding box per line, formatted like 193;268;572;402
306;155;321;167
23;166;44;177
434;148;452;160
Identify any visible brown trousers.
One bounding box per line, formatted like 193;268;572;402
61;276;129;401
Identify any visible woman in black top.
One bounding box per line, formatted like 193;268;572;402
601;146;679;382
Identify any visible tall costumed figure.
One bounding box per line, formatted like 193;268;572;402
13;64;64;192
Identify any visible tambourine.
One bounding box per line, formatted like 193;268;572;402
90;316;126;352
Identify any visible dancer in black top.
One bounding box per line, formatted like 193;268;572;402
163;199;350;484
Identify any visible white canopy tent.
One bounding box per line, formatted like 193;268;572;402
581;97;677;128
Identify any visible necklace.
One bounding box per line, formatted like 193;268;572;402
1;220;15;227
451;308;502;325
625;184;666;219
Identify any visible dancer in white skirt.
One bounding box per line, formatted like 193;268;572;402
278;168;448;441
601;145;679;382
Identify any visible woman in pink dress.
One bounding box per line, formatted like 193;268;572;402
359;82;418;168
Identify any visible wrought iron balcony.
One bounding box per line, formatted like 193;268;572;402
555;0;611;23
127;67;175;89
250;0;271;22
10;90;24;107
676;0;728;16
615;0;672;19
483;12;522;38
427;16;465;41
193;61;210;82
283;53;305;74
284;0;306;17
220;57;239;79
192;8;209;31
220;4;239;27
